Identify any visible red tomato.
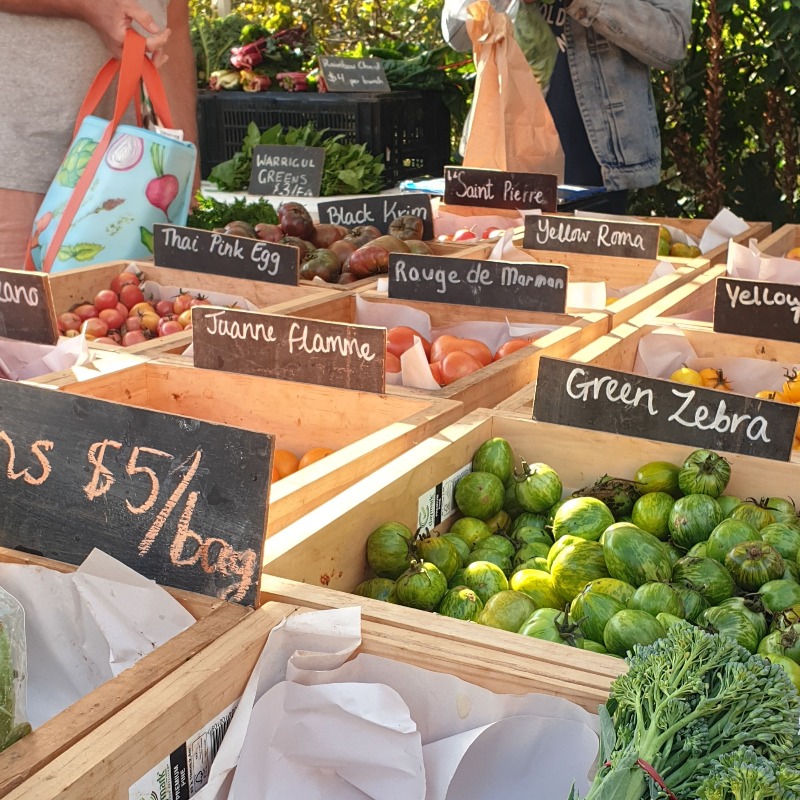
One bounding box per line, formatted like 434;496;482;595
115;301;129;318
94;289;119;311
387;326;432;359
177;309;193;328
430;335;491;366
440;351;482;385
82;317;109;338
122;330;148;347
481;226;501;240
125;315;142;332
73;303;98;322
456;338;492;367
155;300;175;317
385;352;401;374
57;312;81;333
99;308;125;330
173;293;193;315
110;272;140;294
429;361;444;386
347;244;389;278
429;334;462;364
158;320;184;337
119;284;145;308
189;297;212;307
494;338;535;361
452;227;477;242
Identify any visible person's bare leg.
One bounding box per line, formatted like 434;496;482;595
0;189;45;269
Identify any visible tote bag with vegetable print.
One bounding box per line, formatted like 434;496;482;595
26;30;196;273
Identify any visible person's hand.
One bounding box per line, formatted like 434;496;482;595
78;0;171;61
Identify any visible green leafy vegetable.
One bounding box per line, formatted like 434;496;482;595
187;195;278;230
695;746;800;800
576;622;800;799
190;14;249;85
208;122;384;195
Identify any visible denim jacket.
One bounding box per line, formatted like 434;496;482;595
442;0;693;191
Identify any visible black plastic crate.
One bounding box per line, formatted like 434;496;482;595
197;90;451;189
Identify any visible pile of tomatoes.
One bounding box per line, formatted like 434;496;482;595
57;270;211;347
435;226;505;243
386;326;538;386
271;446;334;483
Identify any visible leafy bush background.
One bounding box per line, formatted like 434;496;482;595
192;0;800;222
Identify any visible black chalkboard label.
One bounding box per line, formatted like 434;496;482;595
0;379;272;605
713;277;800;344
532;357;798;461
154;224;299;285
443;166;558;211
0;268;58;345
319;56;390;92
248;145;325;197
192;306;387;394
523;213;661;259
388;253;568;314
317;193;434;240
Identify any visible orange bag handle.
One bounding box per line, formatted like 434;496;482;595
26;30;174;272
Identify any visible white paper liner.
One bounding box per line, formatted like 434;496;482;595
728;238;800;284
0;332;91;381
193;607;599;800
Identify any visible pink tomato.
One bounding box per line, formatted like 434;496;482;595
82;317;109;338
94;289;119;311
122;330;148;347
110;272;140;294
99;308;126;330
155;299;175;317
158;320;184;337
58;312;81;333
73;303;99;322
119;284;145;309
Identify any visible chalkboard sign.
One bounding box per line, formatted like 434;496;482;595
0;379;272;605
248;145;325;197
388;253;568;314
317;193;434;240
153;224;299;286
522;213;660;260
713;277;800;344
318;56;390;92
443;166;558;212
0;268;58;345
192;306;387;394
532;357;798;461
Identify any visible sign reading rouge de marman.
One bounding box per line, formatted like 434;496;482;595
248;144;325;197
388;253;568;314
0;379;272;606
713;277;800;343
522;213;661;260
192;306;387;394
318;56;390;92
0;268;59;345
443;166;558;212
532;357;798;461
154;224;299;286
317;193;434;240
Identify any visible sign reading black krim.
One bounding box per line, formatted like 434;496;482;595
0;268;58;345
154;224;299;286
317;193;434;240
522;213;661;259
713;277;800;344
318;56;390;92
443;166;558;212
248;145;325;197
0;379;273;605
532;357;798;461
388;253;568;314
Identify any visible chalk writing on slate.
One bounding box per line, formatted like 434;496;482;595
248;145;325;197
0;268;59;344
713;277;800;344
317;193;434;240
443;166;558;212
318;56;390;92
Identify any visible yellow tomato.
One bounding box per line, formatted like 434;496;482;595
782;370;800;402
670;366;703;386
755;390;789;402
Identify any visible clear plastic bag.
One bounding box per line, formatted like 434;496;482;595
0;586;31;752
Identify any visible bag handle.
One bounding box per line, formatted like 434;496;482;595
26;30;173;272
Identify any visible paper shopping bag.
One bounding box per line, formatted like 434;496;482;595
462;0;564;181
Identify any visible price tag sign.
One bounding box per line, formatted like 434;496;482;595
154;224;299;286
532;356;798;461
192;306;387;394
443;166;558;211
713;277;800;343
0;268;58;345
0;380;273;605
248;145;325;197
388;253;568;314
522;213;661;259
318;56;390;92
317;193;434;240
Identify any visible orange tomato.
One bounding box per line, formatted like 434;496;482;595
494;338;534;361
457;338;493;367
386;351;402;374
271;464;280;482
429;334;462;363
298;447;335;469
387;326;431;359
755;390;789;402
273;449;300;478
440;351;482;385
699;367;733;391
429;360;444;386
430;335;492;366
783;369;800;402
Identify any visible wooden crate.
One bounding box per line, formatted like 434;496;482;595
5;599;617;800
23;346;151;389
61;361;464;533
750;222;800;258
48;260;339;356
0;547;250;797
248;289;612;414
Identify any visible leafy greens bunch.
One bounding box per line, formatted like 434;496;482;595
208;122;384;196
573;622;800;800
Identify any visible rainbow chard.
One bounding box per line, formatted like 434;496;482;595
145;143;179;223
